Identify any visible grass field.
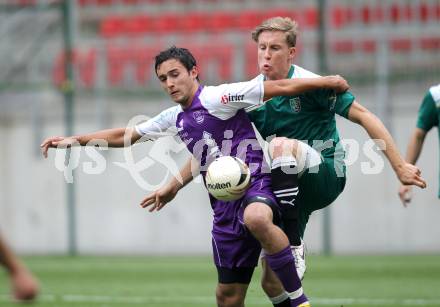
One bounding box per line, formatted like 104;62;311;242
1;255;440;307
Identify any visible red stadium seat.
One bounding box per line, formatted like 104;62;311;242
133;46;161;85
106;46;131;86
244;42;258;78
361;39;377;53
180;12;206;33
361;5;372;24
372;4;385;23
125;15;155;35
236;10;263;31
96;0;113;6
390;3;401;23
419;2;429;22
52;49;96;89
122;0;141;4
206;12;236;32
390;38;412;52
420;37;440;51
155;13;180;33
303;7;318;28
402;3;413;22
332;5;346;28
100;16;125;38
436;3;440;20
212;46;233;81
332;40;355;54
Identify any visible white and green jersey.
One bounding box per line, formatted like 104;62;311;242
247;65;355;171
416;84;440;197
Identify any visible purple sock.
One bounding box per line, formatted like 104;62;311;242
266;246;309;306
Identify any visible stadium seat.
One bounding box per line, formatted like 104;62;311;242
436;3;440;20
303;7;318;28
122;0;141;4
372;4;385;23
206;12;236;33
133;46;161;85
212;46;233;80
390;38;412;52
418;2;429;22
155;13;180;33
180;12;206;33
100;16;125;38
332;40;355;54
361;5;372;25
235;10;263;31
420;37;440;51
106;46;131;86
52;49;96;89
332;5;346;28
361;39;377;53
125;15;154;35
390;3;401;23
244;42;258;78
96;0;113;6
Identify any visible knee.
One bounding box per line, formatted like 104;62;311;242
269;137;298;159
216;286;244;307
243;205;273;236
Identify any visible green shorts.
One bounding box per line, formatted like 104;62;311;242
297;157;346;237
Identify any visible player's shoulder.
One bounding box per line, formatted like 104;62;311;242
291;65;321;79
428;84;440;103
154;105;182;123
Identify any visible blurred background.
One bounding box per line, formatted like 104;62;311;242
0;0;439;258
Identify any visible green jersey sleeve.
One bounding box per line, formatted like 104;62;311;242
309;89;355;118
416;91;438;132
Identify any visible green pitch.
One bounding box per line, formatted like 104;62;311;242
1;255;440;307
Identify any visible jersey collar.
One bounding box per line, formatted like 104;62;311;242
287;65;295;79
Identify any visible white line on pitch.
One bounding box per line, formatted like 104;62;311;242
1;294;440;305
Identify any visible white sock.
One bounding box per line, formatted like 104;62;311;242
269;292;289;304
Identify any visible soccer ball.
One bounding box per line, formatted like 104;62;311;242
205;156;251;201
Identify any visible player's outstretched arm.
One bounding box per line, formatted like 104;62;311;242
398;128;427;206
40;127;142;158
140;157;199;212
348;101;427;191
263;75;349;101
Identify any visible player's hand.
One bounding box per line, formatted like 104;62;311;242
140;183;179;212
40;136;78;158
396;162;426;189
11;269;39;301
325;75;349;93
398;185;413;207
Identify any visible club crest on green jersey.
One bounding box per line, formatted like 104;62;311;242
289;97;301;113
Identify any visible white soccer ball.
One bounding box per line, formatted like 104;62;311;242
205;156;251;201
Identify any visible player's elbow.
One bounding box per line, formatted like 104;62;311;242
349;104;373;126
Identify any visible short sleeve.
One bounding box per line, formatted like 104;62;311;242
416;91;438;132
200;79;264;111
335;91;355;118
135;106;179;140
310;89;355;118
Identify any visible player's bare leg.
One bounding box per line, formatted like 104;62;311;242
216;283;248;307
244;202;309;307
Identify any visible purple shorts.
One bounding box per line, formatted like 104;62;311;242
209;173;279;268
